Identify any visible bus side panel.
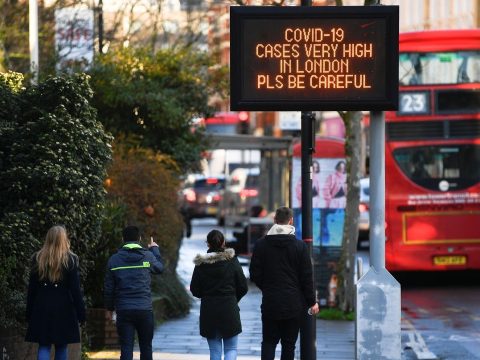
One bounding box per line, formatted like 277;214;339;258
385;144;480;271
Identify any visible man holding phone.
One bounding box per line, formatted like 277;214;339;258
104;226;164;360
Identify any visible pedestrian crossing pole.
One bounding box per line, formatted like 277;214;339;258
300;108;316;359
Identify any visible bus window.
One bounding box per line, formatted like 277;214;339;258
392;145;480;191
399;51;480;85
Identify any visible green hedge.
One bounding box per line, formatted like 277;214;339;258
0;72;112;329
0;71;189;332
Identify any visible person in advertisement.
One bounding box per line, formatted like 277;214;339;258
249;207;319;360
294;160;323;208
321;160;347;246
323;160;347;209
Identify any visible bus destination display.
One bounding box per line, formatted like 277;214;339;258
230;6;399;111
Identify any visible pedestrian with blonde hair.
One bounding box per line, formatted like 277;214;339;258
25;225;86;360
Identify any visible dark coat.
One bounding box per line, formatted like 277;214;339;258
249;234;315;320
190;248;248;339
104;242;164;311
25;253;86;345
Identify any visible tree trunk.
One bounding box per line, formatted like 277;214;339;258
335;0;378;314
337;110;362;312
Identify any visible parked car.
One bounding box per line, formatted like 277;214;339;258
218;167;261;226
358;177;370;248
181;175;226;219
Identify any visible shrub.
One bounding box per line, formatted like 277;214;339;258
87;200;128;308
0;73;112;329
317;308;355;321
104;142;190;317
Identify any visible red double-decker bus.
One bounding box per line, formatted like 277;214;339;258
385;29;480;271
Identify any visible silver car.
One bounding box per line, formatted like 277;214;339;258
358;177;370;247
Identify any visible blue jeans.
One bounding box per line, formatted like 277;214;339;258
116;310;154;360
37;344;67;360
206;334;238;360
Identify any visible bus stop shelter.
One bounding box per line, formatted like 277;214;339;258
208;134;293;215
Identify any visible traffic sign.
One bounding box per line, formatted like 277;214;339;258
230;6;399;111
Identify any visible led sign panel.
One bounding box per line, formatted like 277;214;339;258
230;6;399;111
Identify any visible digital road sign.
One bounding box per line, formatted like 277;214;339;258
230;6;399;111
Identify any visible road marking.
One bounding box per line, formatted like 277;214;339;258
403;319;438;360
449;334;480;342
445;307;462;313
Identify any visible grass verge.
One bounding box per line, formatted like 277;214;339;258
317;308;355;321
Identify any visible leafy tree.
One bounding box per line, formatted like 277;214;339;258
89;47;228;172
0;72;112;329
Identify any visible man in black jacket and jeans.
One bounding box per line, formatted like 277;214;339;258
104;226;164;360
249;207;319;360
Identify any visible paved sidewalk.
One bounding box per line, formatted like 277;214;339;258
150;283;354;359
89;287;354;360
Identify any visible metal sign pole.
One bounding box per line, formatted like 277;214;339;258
299;1;316;358
355;111;401;359
370;111;386;270
300;111;316;360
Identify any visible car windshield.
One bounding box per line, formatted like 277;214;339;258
193;178;225;190
392;144;480;191
245;175;259;188
399;51;480;85
362;184;369;197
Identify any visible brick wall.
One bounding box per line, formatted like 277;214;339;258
86;308;119;350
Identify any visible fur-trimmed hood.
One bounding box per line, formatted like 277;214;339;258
193;248;235;266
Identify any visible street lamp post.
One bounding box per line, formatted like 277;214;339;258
98;0;104;54
29;0;39;84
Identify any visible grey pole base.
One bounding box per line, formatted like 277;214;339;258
355;267;401;360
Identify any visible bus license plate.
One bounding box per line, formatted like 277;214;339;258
433;256;466;266
206;207;218;215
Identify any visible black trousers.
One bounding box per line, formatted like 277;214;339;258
116;310;154;360
261;315;301;360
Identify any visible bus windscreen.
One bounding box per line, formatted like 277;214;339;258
399;51;480;85
392;144;480;191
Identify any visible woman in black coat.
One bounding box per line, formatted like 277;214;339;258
190;230;248;360
25;225;86;360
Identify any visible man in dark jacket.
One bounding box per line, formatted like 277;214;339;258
104;225;164;360
249;207;319;360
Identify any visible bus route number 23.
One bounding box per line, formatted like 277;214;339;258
399;92;429;115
